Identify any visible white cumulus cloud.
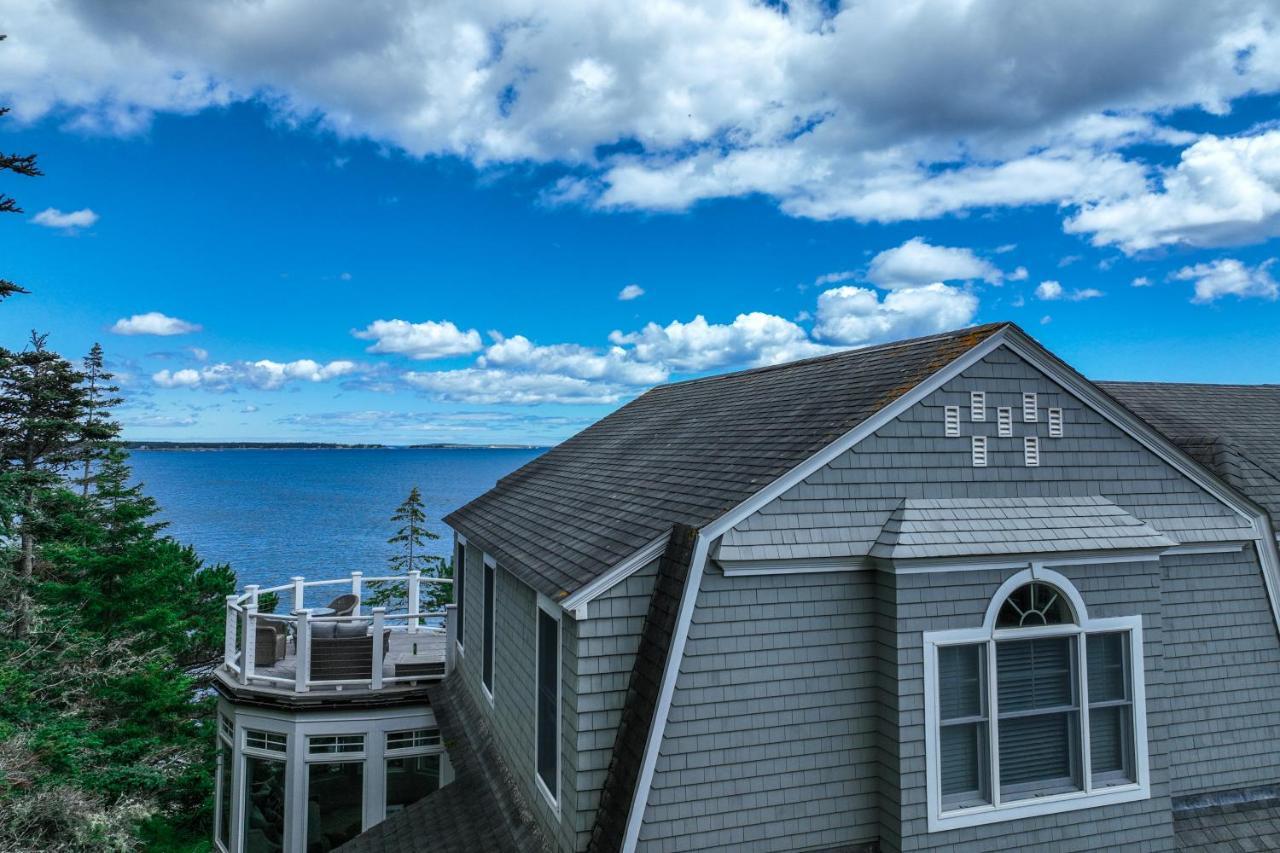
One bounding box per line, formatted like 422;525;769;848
153;359;362;391
609;312;830;372
111;311;202;336
812;284;978;346
1174;258;1280;304
866;237;1005;290
618;284;645;301
1035;281;1104;301
31;207;98;229
1067;130;1280;253
353;319;483;360
402;369;628;405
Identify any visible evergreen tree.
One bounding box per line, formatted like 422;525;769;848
0;35;40;303
388;486;432;574
78;343;122;498
0;332;89;637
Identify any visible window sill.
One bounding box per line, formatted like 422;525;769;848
929;782;1148;832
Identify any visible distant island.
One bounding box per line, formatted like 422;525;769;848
124;441;547;451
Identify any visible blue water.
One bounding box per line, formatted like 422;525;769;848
128;448;543;592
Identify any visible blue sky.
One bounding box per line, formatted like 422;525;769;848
1;1;1278;444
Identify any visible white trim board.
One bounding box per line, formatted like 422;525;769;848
561;531;669;619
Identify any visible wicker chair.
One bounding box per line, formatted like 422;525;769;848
309;621;390;682
324;593;360;617
254;617;289;667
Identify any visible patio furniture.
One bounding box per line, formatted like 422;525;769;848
254;617;289;667
310;622;391;682
324;593;359;617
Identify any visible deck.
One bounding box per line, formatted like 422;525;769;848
216;571;456;706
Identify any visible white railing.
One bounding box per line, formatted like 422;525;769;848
221;570;455;694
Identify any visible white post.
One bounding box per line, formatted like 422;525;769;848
241;603;257;685
224;595;238;671
371;607;385;690
445;603;457;675
246;584;260;609
291;576;305;613
351;572;363;616
295;610;311;694
408;570;421;633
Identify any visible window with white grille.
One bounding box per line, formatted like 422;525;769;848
945;406;961;437
1024;436;1041;467
971;391;986;422
1023;393;1038;422
1048;408;1064;438
972;435;988;467
245;730;287;754
997;407;1013;437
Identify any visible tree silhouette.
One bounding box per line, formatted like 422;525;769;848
0;34;41;302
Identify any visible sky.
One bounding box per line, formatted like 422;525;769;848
0;0;1278;445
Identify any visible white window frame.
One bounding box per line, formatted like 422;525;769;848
481;554;497;705
970;391;986;422
1023;392;1038;422
215;717;235;853
945;405;961;437
534;594;562;816
922;566;1150;832
455;535;466;657
1048;408;1064;438
997;407;1012;438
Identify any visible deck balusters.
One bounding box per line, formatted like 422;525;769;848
295;609;311;694
241;602;257;685
408;570;420;633
224;595;238;671
371;607;386;690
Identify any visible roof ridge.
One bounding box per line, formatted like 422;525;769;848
649;321;1012;392
1098;380;1280;390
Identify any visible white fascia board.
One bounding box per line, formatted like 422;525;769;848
560;531;670;618
619;532;710;853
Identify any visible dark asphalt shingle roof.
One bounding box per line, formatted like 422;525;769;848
336;673;550;853
445;322;1010;600
1176;797;1280;851
1099;381;1280;521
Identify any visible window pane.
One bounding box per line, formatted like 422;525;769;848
483;564;495;691
385;754;440;815
999;711;1081;796
308;734;364;754
997;638;1074;712
245;730;287;754
537;608;559;795
1090;705;1135;784
386;729;441;751
307;761;364;850
455;543;466;644
996;583;1073;628
1087;633;1128;703
217;743;232;849
941;722;989;805
939;645;983;720
243;756;286;853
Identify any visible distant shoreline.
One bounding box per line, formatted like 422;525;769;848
124;441;548;451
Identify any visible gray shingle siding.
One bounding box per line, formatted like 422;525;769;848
719;347;1253;563
454;541;578;852
1160;546;1280;796
637;569;883;852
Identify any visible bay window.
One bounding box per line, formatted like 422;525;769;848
924;569;1149;831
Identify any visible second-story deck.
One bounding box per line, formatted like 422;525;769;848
214;570;455;706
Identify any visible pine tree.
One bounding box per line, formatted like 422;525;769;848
78;343;122;498
0;332;89;637
0;35;40;303
388;486;433;574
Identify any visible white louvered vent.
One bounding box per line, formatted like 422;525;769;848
970;391;986;421
1024;436;1041;467
945;405;961;437
972;435;988;467
1048;407;1064;437
997;407;1013;437
1023;392;1038;422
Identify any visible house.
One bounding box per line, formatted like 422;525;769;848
215;321;1280;853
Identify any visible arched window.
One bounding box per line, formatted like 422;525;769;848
923;568;1150;832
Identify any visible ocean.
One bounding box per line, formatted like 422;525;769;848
128;447;544;592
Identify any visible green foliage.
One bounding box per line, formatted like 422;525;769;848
0;336;235;850
369;486;449;611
